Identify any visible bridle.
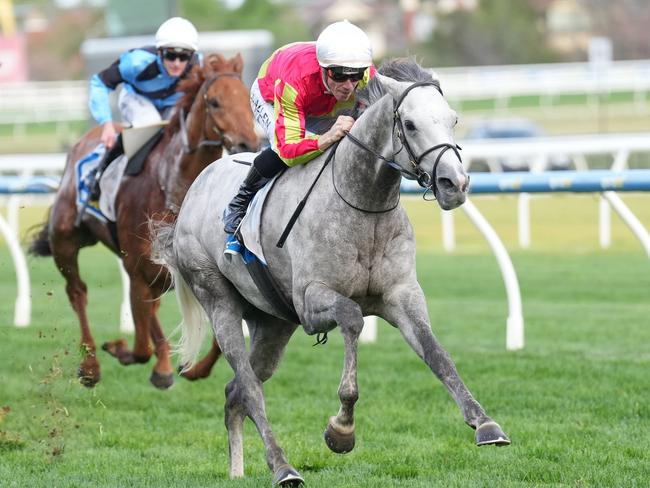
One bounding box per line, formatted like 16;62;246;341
277;79;465;245
345;80;463;200
179;72;242;154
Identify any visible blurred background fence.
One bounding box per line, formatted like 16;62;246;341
2;57;649;127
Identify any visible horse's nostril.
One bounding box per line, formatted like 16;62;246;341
437;177;454;191
459;174;469;192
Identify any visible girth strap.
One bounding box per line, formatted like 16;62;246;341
243;256;300;324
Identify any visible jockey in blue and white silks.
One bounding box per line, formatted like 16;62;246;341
86;17;201;201
88;46;200;128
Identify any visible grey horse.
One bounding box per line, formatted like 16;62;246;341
153;58;510;486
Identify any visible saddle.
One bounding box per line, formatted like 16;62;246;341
76;124;167;224
122;122;167;176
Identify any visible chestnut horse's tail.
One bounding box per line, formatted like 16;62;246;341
27;213;52;257
149;217;177;269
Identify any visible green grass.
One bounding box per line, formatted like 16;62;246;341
0;121;89;154
0;198;649;487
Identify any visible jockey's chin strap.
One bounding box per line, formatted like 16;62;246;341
345;80;463;201
180;72;242;154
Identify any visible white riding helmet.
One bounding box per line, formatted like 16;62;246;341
316;20;373;69
155;17;199;52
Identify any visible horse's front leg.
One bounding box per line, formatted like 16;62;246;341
147;300;175;389
381;284;510;446
303;282;365;454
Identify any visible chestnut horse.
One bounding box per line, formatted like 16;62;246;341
29;53;257;389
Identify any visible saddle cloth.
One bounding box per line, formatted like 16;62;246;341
74;144;127;223
75;123;167;222
74;145;107;222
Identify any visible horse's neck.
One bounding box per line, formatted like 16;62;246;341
162;92;221;212
332;95;401;211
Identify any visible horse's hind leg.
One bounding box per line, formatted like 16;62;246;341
186;272;298;485
382;285;510;446
224;315;301;484
50;231;100;387
303;283;365;455
179;338;222;381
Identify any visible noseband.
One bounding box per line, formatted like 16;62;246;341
180;72;242;154
346;80;463;200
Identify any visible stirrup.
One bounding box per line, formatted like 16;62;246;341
88;178;101;201
224;234;243;256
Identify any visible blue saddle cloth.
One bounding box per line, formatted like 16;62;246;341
74;145;108;223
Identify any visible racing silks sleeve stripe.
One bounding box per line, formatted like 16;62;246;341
273;80;322;167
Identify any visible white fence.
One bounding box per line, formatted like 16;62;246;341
2;59;650;126
0;80;88;124
436;58;650;107
2;132;650;349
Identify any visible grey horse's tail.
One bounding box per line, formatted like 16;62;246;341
150;218;208;369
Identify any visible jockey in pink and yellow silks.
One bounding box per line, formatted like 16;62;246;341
223;20;375;256
256;42;375;167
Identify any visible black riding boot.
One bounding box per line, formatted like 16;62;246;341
223;165;271;235
223;147;287;234
88;134;124;200
223;148;286;255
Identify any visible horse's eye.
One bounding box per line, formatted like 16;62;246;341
404;120;416;131
207;98;220;109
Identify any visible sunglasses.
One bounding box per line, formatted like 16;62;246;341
162;50;192;62
326;67;366;83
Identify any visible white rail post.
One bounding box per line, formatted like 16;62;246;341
600;149;630;248
117;259;135;333
602;191;650;259
462;199;524;350
599;197;611;248
441;209;455;252
0;213;31;327
518;193;531;248
360;316;377;344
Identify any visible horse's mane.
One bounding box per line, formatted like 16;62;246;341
166;53;236;136
360;57;441;106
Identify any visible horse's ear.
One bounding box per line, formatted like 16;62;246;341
374;73;403;100
231;53;244;74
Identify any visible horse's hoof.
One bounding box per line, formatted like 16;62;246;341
272;464;304;487
177;364;203;381
476;421;510;446
101;339;128;359
77;368;100;388
150;371;174;390
324;419;355;454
